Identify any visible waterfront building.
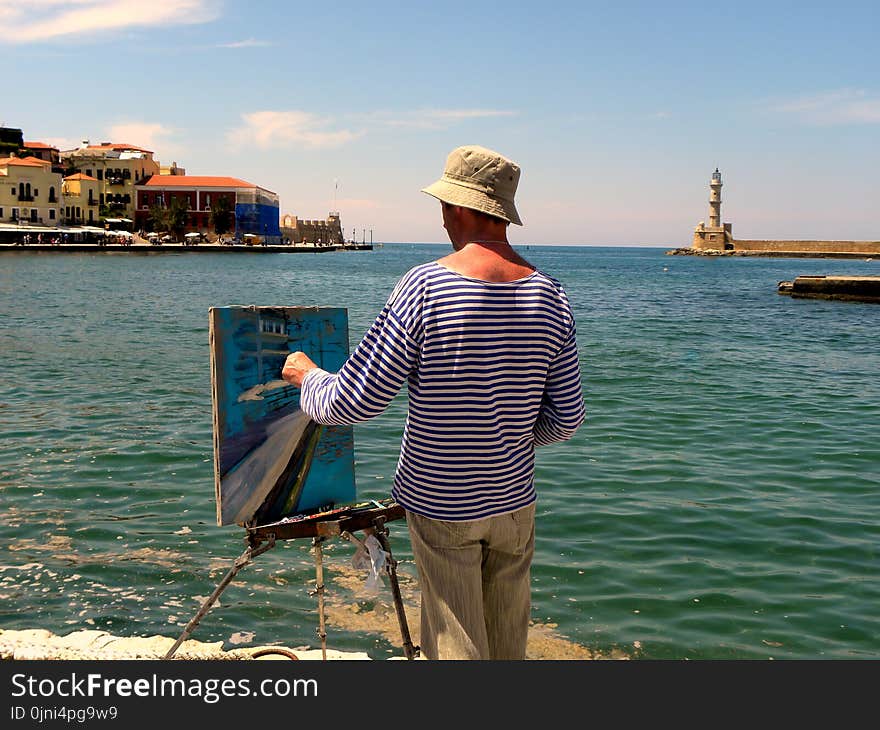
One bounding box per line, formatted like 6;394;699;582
0;155;63;226
61;173;101;225
135;175;281;242
61;141;160;222
280;211;343;245
22;142;64;173
0;127;23;157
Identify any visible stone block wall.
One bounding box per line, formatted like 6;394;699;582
733;240;880;255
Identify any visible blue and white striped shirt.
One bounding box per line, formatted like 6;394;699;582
300;262;585;521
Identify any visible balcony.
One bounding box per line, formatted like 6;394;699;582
106;177;125;186
17;195;35;202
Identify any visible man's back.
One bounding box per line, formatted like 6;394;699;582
389;262;581;520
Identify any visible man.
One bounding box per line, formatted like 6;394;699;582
282;144;585;659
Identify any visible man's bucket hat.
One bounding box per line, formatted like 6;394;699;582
421;145;522;225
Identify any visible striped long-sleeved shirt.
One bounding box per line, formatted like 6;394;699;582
300;261;585;521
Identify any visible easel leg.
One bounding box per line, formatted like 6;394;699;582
313;536;328;660
373;520;419;660
164;536;276;659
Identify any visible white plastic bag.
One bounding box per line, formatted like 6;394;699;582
351;534;388;594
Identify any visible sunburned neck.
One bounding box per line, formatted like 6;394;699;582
437;240;535;283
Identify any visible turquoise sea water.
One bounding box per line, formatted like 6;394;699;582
1;244;878;659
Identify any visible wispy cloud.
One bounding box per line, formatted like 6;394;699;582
372;108;518;130
772;89;880;125
227;111;362;150
0;0;219;44
105;122;182;158
215;38;273;49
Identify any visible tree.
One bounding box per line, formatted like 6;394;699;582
148;204;169;233
167;196;189;241
210;196;233;235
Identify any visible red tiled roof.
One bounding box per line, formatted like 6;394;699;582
0;156;51;168
24;141;59;150
142;175;255;188
64;173;98;181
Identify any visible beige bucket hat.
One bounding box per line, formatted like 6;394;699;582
421;144;522;225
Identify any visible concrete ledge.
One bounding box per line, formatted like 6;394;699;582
0;628;371;660
777;275;880;303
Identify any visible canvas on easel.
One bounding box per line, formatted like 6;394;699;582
209;305;355;527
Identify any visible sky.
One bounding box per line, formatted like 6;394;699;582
3;0;878;246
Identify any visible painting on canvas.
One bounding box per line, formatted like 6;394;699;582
209;305;355;527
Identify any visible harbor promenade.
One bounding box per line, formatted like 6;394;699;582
0;239;373;254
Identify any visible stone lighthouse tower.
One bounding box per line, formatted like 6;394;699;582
709;168;722;228
692;168;732;250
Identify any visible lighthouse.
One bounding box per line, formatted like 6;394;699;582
709;168;722;228
692;168;732;250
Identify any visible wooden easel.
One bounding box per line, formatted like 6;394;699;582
163;499;418;660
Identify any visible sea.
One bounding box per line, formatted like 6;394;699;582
1;244;878;660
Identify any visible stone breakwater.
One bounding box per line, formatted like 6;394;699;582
666;247;875;259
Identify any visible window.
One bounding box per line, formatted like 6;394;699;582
97;170;103;180
100;193;104;205
0;208;3;218
86;169;92;177
261;319;285;335
48;186;56;203
49;209;55;220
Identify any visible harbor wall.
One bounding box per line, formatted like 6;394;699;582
733;239;880;255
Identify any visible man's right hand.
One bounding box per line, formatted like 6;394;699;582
282;351;318;388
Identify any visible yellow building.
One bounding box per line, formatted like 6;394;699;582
159;161;186;176
61;141;160;221
0;156;63;226
61;173;101;225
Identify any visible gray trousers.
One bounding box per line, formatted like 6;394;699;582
405;503;535;660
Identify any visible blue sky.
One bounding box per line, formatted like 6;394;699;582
3;1;878;245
